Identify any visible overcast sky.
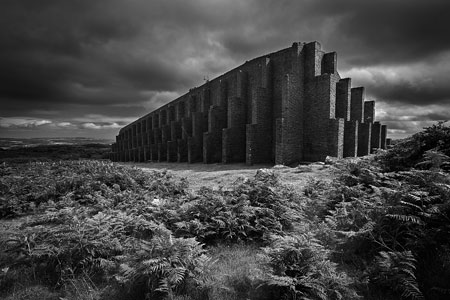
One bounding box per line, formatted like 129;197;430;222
1;0;449;140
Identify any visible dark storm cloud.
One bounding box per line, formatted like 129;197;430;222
206;0;450;67
424;112;450;121
343;51;450;107
0;0;230;110
0;0;143;107
324;0;450;66
111;57;196;91
371;79;450;106
0;0;449;139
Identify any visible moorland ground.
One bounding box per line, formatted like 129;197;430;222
1;122;449;300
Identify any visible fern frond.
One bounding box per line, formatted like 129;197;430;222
168;267;187;285
387;214;424;225
399;200;423;212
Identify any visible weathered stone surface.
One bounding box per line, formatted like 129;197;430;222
344;120;358;157
381;125;387;149
371;122;382;153
358;122;372;156
336;78;351;121
112;42;388;163
364;101;375;123
350;87;365;123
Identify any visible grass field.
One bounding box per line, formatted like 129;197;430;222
123;161;336;191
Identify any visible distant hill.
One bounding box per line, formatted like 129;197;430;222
0;137;113;149
0;137;112;162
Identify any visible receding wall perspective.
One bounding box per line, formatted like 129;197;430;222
110;41;388;165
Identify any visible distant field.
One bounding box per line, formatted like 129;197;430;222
0;137;113;149
0;142;111;162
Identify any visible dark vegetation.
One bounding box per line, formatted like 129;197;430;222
378;121;450;172
0;143;111;163
1;122;449;300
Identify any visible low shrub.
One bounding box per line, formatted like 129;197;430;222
1;202;206;300
314;158;450;299
378;121;450;171
1;285;60;300
0;161;187;218
199;244;275;300
261;234;360;300
156;169;306;245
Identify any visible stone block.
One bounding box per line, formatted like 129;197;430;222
358;122;372;156
222;127;246;163
327;118;344;159
322;52;337;74
150;144;158;161
171;121;182;141
344;120;358;157
371;122;382;152
364;101;375;123
157;143;167;162
228;96;246;128
304;41;322;79
188;136;202;163
167;141;177;162
336;78;351;121
350;87;365;122
161;125;171;144
381;125;387;149
203;131;222;163
246;124;258;165
177;139;188;162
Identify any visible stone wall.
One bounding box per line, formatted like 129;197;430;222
111;42;388;164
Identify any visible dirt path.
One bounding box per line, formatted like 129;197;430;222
119;162;336;192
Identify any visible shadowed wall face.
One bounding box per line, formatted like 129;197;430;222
358;122;372;156
336;78;351;121
344;120;358;157
111;42;388;164
364;101;375;123
350;87;365;123
371;121;382;152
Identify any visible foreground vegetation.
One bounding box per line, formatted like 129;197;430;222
1;122;449;300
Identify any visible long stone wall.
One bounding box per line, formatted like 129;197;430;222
111;41;388;164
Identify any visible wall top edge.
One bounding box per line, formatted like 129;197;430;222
119;41;319;133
